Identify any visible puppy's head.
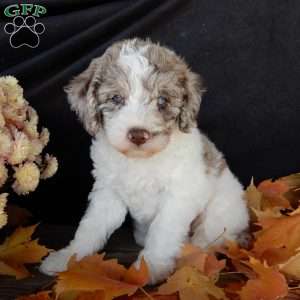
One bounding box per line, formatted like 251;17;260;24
66;38;205;158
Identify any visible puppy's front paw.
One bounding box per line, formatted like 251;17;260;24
39;248;73;276
136;252;174;285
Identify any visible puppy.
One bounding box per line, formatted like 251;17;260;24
40;38;249;283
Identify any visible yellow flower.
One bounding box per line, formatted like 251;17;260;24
41;154;58;179
0;193;8;229
13;162;40;195
0;161;8;188
8;127;30;165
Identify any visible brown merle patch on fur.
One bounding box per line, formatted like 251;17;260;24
190;213;203;237
143;40;206;132
202;134;227;176
65;42;126;135
66;38;206;136
146;71;185;124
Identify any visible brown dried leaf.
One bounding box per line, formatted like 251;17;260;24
0;224;49;279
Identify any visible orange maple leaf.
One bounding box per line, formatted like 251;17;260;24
0;224;49;279
239;257;288;300
217;241;257;280
220;241;249;261
158;266;228;300
245;175;300;221
244;178;289;222
257;179;291;209
17;291;53;300
123;258;149;286
129;294;178;300
15;172;300;300
75;290;106;300
54;254;149;300
253;213;300;265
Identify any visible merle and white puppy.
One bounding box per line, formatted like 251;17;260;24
40;38;249;283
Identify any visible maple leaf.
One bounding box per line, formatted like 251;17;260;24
220;241;249;261
0;224;49;279
75;290;106;300
245;175;300;221
54;254;149;300
177;244;225;278
244;178;288;222
279;249;300;279
217;241;256;280
239;257;288;300
223;282;245;300
257;179;291;209
17;291;53;300
158;266;228;300
279;173;300;207
129;294;178;300
123;257;149;286
245;178;262;211
253;213;300;265
251;207;283;221
14;172;300;300
289;206;300;216
281;173;300;188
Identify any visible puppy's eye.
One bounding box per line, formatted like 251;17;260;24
157;96;168;110
111;95;125;105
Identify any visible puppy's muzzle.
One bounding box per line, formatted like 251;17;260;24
127;128;151;146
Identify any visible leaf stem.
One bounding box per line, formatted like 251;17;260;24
139;287;155;300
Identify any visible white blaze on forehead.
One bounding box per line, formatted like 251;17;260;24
118;41;152;102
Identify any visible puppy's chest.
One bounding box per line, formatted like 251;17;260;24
114;165;167;219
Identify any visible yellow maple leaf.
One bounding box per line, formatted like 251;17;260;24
245;178;262;211
251;207;283;221
279;249;300;279
0;224;49;279
177;244;225;278
158;266;228;300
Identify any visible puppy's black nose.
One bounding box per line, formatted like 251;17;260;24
127;128;151;146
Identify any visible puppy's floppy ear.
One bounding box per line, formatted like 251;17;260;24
65;57;104;136
179;70;206;132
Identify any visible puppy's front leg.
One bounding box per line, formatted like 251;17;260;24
137;194;201;284
40;187;127;275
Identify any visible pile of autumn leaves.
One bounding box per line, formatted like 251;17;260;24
1;173;300;300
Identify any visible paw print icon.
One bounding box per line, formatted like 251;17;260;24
4;16;45;48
